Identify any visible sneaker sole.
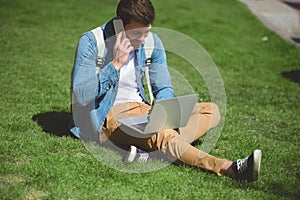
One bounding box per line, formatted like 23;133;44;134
125;145;137;163
253;149;262;181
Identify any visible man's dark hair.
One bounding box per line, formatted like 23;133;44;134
116;0;155;26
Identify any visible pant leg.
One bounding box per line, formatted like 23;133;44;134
101;102;152;150
147;129;227;175
176;102;226;175
102;102;151;137
179;102;221;143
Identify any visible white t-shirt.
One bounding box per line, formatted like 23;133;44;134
114;51;143;105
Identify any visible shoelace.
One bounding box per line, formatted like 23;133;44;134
137;153;149;162
237;156;248;173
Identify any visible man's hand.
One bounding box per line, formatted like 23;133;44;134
112;30;133;71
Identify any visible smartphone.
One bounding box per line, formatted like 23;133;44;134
113;19;126;40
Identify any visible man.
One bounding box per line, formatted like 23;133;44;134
70;0;262;182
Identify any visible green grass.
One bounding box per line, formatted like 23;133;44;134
1;0;300;199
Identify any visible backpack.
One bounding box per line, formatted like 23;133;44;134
91;27;154;104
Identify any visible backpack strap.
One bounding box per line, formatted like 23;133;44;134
91;27;105;74
144;32;154;104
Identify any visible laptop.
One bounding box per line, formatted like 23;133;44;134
117;94;198;135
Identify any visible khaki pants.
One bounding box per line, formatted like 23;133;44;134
101;102;228;175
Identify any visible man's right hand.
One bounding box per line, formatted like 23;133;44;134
112;30;133;71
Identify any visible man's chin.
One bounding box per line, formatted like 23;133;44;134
133;46;141;50
132;42;142;49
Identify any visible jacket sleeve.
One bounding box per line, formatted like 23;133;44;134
71;32;119;106
149;34;174;100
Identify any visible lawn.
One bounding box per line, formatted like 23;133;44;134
1;0;300;199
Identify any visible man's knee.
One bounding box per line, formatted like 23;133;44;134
148;129;179;150
210;103;221;128
197;102;221;129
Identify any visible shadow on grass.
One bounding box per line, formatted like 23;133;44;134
32;111;75;138
282;69;300;84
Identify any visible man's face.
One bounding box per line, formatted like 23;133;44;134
124;21;152;49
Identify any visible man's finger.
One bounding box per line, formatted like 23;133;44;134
122;39;132;48
127;45;134;52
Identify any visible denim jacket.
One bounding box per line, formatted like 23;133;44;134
70;18;174;139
